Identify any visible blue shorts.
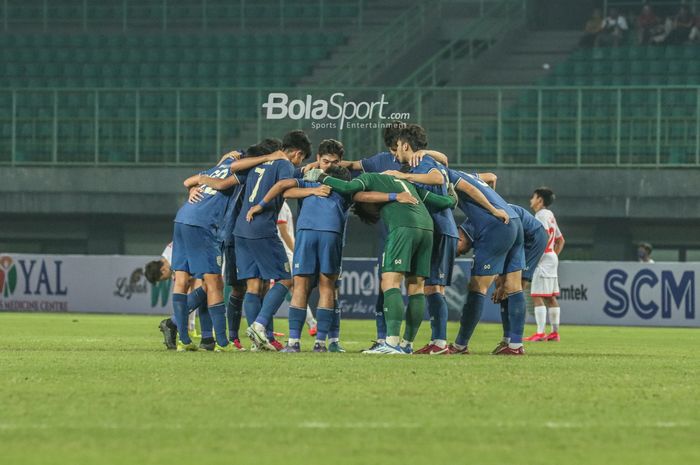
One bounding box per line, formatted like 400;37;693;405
522;226;548;281
502;217;526;275
293;229;343;276
468;218;518;277
234;235;291;281
426;234;458;286
223;243;245;286
171;222;222;276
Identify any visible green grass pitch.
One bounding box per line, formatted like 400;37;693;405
0;313;698;465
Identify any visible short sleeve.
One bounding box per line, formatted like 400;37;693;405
277;161;294;180
447;168;461;185
234;169;249;185
359;152;385;173
293;167;304;179
411;156;438;175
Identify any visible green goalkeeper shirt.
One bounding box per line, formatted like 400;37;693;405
321;172;455;232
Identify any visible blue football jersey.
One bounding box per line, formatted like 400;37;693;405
175;158;236;234
509;203;545;240
233;159;295;239
447;169;517;221
410;156;458;238
295;180;351;234
359;151;401;173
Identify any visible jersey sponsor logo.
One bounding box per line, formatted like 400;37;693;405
483;264;491;270
604;269;695;320
294;263;300;269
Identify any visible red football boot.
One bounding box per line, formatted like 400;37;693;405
447;343;470;355
413;343;433;354
269;339;284;351
494;346;525;356
308;325;317;337
545;332;560;342
491;341;508;354
231;338;245;351
426;344;449;355
524;332;547;342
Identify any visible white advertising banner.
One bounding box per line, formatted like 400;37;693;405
0;253;171;314
557;261;698;327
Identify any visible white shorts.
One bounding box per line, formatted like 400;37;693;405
530;268;560;297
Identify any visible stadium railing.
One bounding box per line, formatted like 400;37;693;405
0;0;365;32
1;85;699;167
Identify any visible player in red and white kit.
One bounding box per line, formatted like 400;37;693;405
525;187;565;342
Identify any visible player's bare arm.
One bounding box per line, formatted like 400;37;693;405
353;191;418;205
554;236;565;255
478;172;498;189
277;223;295;252
409;149;449;168
455;180;509;223
382;168;443;186
283;185;330;200
216;149;241;165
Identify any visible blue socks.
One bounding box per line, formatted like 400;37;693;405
427;293;448;341
500;299;510;338
243;292;262;327
329;303;341;340
254;282;289;327
199;305;213;339
374;291;387;340
173;293;189;344
208;302;228;347
316;307;334;341
187;286;206;312
288;306;307;340
506;291;526;344
455;291;485;347
227;293;243;340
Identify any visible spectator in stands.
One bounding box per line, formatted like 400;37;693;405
663;5;694;45
690;14;700;42
596;8;629;47
636;3;661;45
579;8;603;48
637;242;655;263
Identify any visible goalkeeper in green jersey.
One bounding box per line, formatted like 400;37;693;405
303;168;457;354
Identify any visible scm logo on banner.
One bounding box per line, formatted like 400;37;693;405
603;268;695;320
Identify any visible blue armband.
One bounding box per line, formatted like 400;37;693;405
388;193;397;202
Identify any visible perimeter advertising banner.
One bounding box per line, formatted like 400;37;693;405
0;253;697;327
0;253;171;314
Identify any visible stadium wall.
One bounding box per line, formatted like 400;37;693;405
3;166;700;260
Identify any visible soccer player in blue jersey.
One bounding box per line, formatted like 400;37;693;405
382;124;459;355
232;130;312;351
172;146;287;352
448;169;528;355
490;203;548;352
247;140;352;353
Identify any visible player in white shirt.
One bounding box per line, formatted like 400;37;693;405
277;201;318;336
525;187;565;342
146;242;208;349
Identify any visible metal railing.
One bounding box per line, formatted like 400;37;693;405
0;0;365;32
1;86;699;167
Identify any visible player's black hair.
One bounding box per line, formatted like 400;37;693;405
325;165;352;181
144;260;164;284
382;120;405;149
318;139;344;159
533;187;555;207
282;130;312;160
397;124;428;151
352;202;381;225
246;137;282;157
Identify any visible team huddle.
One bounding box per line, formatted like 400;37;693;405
145;122;564;355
